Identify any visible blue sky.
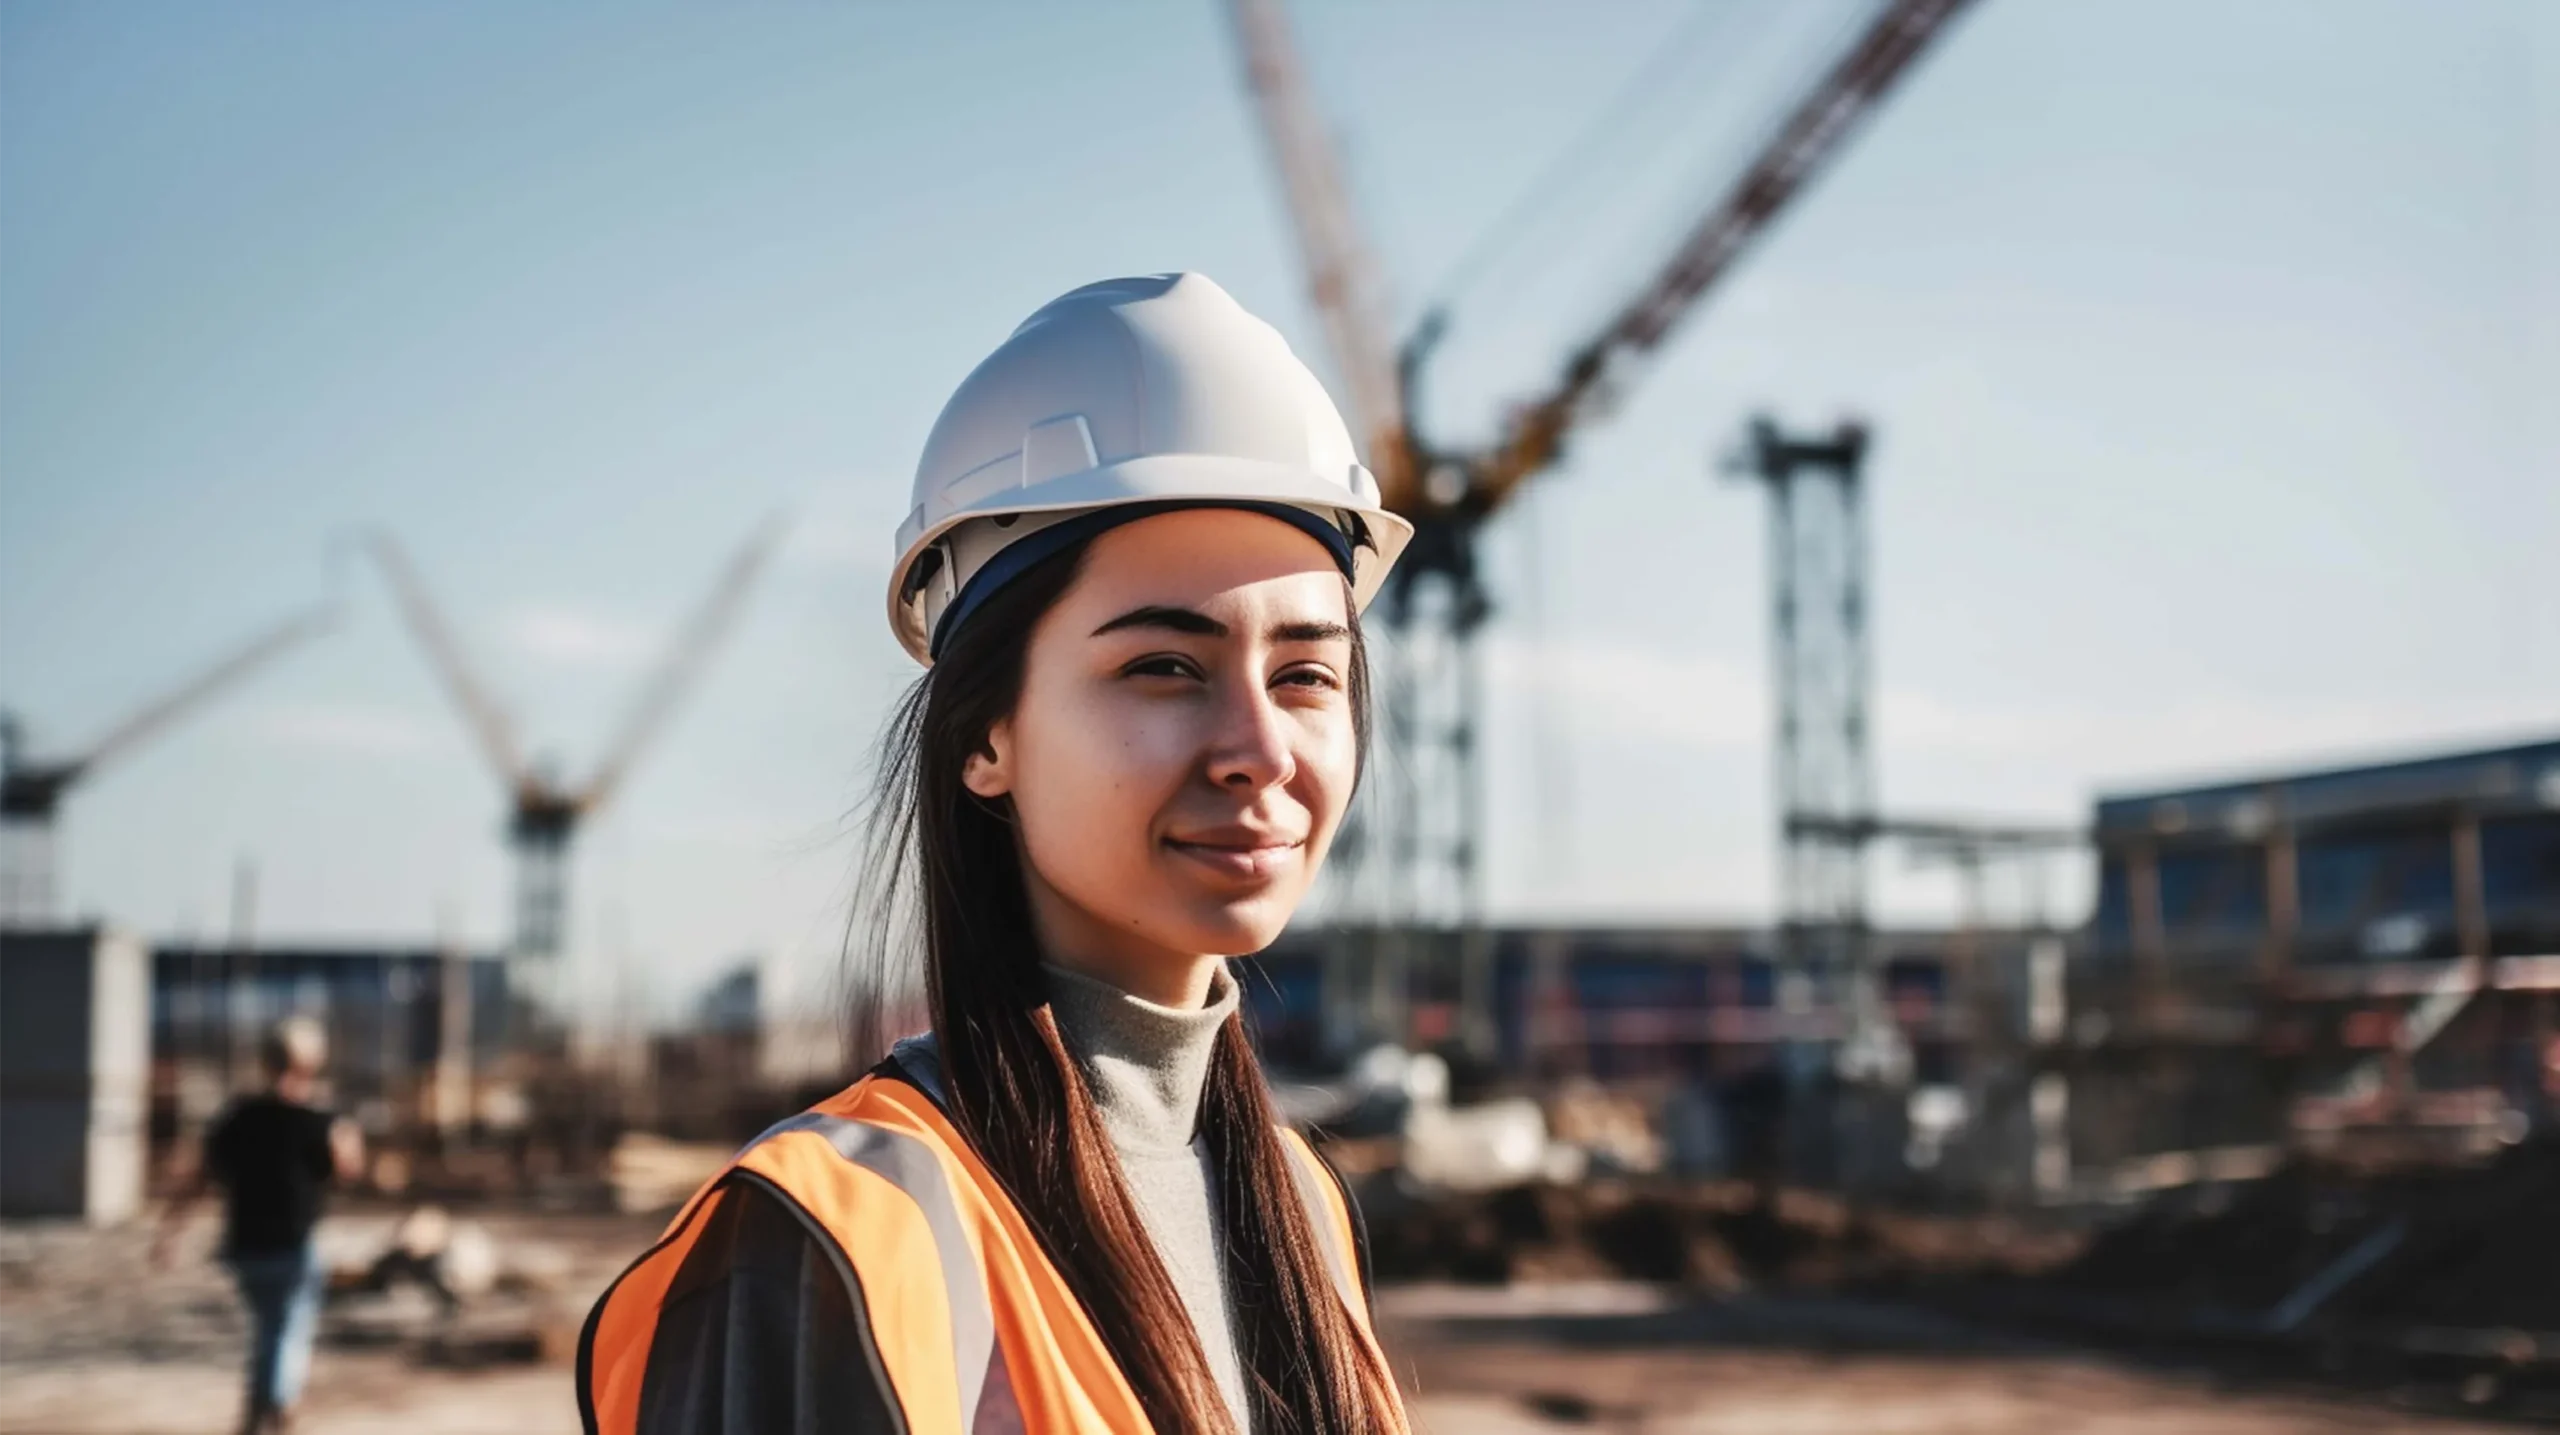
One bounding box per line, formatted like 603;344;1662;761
3;0;2551;1019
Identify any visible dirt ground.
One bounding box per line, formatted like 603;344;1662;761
1374;1283;2524;1433
0;1208;624;1435
0;1215;2518;1434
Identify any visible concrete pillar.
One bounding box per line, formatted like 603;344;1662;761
431;946;475;1137
1;927;150;1222
2451;811;2489;961
2263;824;2298;981
2127;841;2167;1032
2031;1071;2070;1201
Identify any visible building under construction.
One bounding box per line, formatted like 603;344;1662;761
2074;736;2560;1176
1243;737;2560;1205
1256;925;1979;1075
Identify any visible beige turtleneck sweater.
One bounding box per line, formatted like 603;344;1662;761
1041;961;1251;1432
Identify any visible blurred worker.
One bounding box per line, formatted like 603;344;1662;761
579;274;1410;1432
154;1015;365;1435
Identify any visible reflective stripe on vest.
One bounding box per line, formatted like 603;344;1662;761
581;1071;1384;1435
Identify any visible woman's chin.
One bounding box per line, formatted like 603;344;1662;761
1138;861;1304;949
1163;894;1301;959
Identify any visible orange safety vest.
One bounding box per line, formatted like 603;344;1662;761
578;1057;1399;1434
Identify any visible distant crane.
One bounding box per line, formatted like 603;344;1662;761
1228;0;1979;1048
1;606;334;926
368;519;785;979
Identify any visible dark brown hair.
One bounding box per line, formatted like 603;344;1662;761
855;534;1395;1433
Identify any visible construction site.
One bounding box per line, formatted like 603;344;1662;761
3;1;2553;1431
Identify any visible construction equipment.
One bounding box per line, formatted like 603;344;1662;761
1225;0;1981;1049
1;606;333;926
368;519;784;981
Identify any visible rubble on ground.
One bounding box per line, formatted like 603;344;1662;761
2042;1135;2560;1336
608;1132;732;1214
1347;1170;2079;1291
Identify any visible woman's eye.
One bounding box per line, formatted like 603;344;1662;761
1275;665;1342;692
1123;655;1203;680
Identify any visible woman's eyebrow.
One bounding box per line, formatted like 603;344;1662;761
1091;604;1226;638
1271;618;1352;644
1088;606;1351;644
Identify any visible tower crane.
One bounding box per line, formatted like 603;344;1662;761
368;517;785;991
1;605;335;926
1225;0;1979;1045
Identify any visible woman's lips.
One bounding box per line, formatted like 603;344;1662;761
1164;834;1304;880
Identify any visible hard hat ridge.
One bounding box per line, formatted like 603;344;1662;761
886;272;1412;664
1006;273;1189;336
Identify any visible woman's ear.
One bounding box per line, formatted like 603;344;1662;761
962;717;1014;799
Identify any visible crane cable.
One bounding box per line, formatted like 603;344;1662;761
1629;0;1884;290
1418;0;1773;340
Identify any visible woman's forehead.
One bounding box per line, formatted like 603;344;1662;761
1069;509;1350;619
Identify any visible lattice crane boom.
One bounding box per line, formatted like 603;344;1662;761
365;534;534;797
0;604;334;819
66;606;336;778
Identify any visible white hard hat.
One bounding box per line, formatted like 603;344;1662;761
888;272;1414;664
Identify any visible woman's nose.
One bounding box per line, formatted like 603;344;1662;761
1204;677;1295;791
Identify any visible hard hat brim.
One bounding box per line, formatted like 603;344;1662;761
887;453;1415;665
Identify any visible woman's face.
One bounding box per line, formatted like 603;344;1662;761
962;508;1358;995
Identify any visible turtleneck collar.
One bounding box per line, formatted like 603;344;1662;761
1042;961;1239;1154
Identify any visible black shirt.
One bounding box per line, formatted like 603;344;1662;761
204;1094;338;1256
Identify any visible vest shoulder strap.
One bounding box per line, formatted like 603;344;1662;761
810;1074;1153;1432
1274;1129;1405;1431
729;1096;998;1432
1276;1128;1379;1326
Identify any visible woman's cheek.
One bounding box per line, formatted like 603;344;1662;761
1102;707;1207;806
1297;716;1358;830
1031;697;1180;854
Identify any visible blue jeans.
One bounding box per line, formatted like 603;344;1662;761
228;1245;325;1416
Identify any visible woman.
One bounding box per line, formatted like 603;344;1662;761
579;273;1414;1434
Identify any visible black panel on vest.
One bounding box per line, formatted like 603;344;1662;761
636;1174;907;1435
